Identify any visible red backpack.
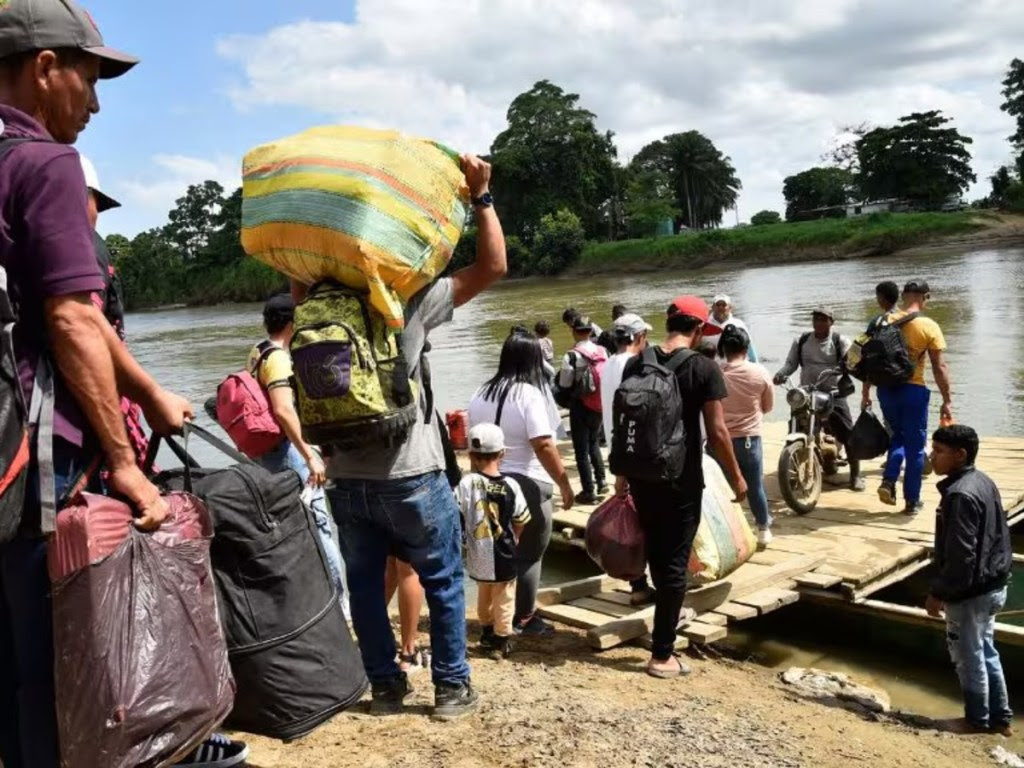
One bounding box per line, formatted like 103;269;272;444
573;347;607;413
215;342;284;458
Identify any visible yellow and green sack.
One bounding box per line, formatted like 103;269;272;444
290;282;419;449
242;125;470;328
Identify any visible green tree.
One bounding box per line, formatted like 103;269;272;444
623;167;679;237
856;111;975;208
201;186;245;266
631;131;740;230
116;228;185;309
750;210;781;226
990;166;1014;208
782;167;853;220
530;209;585;275
164;180;226;259
490;80;618;238
1000;58;1024;176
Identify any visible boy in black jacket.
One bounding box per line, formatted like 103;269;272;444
926;425;1013;736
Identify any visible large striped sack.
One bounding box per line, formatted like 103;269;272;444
688;454;757;584
241;126;470;328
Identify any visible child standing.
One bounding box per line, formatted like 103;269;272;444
534;321;554;364
456;424;531;657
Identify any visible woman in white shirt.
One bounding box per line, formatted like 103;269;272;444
468;331;574;636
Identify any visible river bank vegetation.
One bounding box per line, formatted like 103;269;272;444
112;59;1024;310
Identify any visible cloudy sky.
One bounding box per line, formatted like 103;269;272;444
81;0;1022;236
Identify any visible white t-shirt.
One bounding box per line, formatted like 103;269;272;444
468;382;555;485
601;351;636;443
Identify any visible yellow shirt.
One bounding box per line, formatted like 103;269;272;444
246;342;293;390
888;310;946;386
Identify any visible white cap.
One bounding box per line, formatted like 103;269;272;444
712;294;731;306
613;313;653;339
469;423;505;453
78;153;121;212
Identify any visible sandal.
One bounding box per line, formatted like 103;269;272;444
398;647;431;675
646;655;691;679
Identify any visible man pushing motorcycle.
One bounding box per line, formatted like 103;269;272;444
773;306;864;492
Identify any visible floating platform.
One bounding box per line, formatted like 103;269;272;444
538;420;1024;650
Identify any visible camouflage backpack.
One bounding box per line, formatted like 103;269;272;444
290;282;418;450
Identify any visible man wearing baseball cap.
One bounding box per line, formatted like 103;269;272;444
615;296;746;678
864;279;952;515
705;293;759;362
0;4;243;766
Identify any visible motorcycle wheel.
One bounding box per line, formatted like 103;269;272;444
778;442;822;515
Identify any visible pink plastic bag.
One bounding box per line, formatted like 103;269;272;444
49;492;235;768
584;494;646;581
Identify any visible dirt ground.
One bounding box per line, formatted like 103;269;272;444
236;621;1021;768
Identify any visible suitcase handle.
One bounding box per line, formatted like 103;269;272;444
144;422;254;491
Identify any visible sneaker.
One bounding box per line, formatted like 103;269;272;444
370;672;413;715
850;476;866;492
493;635;513;658
596;484;611;497
757;527;773;548
630;587;657;607
478;625;497;651
174;734;248;768
903;500;923;517
575;491;598;505
513;615;556;637
878;480;897;506
433;680;480;721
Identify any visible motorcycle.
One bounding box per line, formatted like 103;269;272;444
777;367;845;515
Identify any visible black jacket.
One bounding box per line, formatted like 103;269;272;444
931;467;1012;603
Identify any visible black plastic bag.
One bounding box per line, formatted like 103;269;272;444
847;408;891;460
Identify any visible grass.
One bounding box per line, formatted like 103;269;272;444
577;211;992;273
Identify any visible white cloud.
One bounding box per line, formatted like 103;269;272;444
212;0;1021;221
99;154;241;237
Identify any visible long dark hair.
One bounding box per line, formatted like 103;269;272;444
718;324;750;359
480;331;547;402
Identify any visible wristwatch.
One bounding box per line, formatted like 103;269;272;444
471;192;494;208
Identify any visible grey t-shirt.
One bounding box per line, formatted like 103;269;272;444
776;332;851;389
326;278;454;480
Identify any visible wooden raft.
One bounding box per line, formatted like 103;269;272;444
537;421;1024;649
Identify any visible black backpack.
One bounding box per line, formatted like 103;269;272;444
849;312;920;387
609;346;695;482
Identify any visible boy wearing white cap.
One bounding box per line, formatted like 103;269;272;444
456;423;531;658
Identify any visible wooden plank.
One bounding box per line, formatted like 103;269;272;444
593;590;636;607
634;634;689;652
586;553;825;649
849;558;932;600
538;603;618;631
794;571;843;589
535;575;617;607
748;548;798;566
571;597;634;618
681;620;728;645
733;588;800;615
712;602;758;622
696;612;728;626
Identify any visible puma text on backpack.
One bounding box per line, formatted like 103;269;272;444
609;347;695;483
847;312;920;387
290;282;418;449
569;348;606;413
216;341;285;459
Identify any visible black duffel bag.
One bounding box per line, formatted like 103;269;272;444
147;424;367;741
846;407;891;461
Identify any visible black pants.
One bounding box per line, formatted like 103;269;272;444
827;398;860;481
569;402;605;495
630;481;703;660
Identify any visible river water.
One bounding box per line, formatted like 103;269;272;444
127;245;1024;730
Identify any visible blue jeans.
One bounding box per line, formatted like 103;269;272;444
327;471;470;687
0;440;89;768
732;436;771;529
877;383;930;503
259;441;348;617
945;587;1013;728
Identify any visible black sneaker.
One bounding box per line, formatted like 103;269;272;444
903;500;924;517
478;625;497;651
575;491;598;505
596;484;611;496
878;480;897;506
370;672;413;715
433;680;480;721
513;615;555;637
174;734;248;767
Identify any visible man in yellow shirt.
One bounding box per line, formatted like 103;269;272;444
864;280;953;515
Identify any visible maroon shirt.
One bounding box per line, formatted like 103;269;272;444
0;105;104;448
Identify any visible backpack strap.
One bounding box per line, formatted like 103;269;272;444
797;332;811;367
832;332;842;365
890;311;920;328
662;347;698;374
250;340;279;380
27;356;56;534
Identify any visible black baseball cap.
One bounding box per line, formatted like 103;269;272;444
263;293;294;323
572;315;594;332
903;280;931;295
0;0;139;79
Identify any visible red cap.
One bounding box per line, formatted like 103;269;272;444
668;295;710;323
